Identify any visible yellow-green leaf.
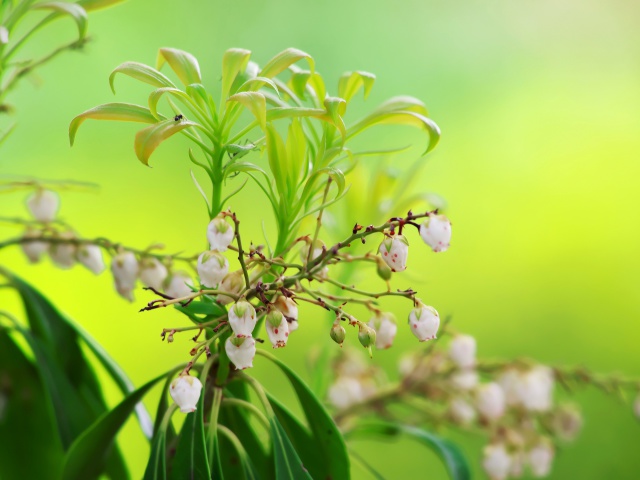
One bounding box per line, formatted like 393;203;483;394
134;118;197;165
338;71;376;103
156;47;201;87
259;48;314;79
227;92;266;131
109;62;176;94
33;2;87;40
69;103;158;146
76;0;127;12
148;87;193;119
221;48;252;101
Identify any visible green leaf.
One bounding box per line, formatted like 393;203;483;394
69;103;158;146
347;422;471;480
148;87;194;118
270;417;312;480
285;118;306;193
0;330;64;479
221;48;252;101
61;373;169;480
258;350;350;480
169;400;210;480
227;92;266;131
143;428;168;480
109;61;176;94
338;71;376;103
259;48;314;79
32;2;87;40
76;0;127;12
322;96;347;142
265;123;289;200
266;107;326;122
134;118;198;165
157;47;202;87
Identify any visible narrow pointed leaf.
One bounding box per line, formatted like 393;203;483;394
221;48;251;101
134;118;198;165
109;62;176;94
33;2;87;40
338;71;376;103
157;47;201;86
259;48;314;79
227;92;266;131
148;87;194;118
270;418;312;480
70;103;158;145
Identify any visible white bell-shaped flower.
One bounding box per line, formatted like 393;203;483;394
482;443;512;480
139;257;168;291
227;300;257;337
165;272;194;299
207;215;234;252
521;366;554;412
77;244;105;274
450;397;476;425
449;334;477;369
169;374;202;413
328;376;366;409
111;251;139;301
265;308;289;348
368;312;397;349
288;320;299;332
420;213;452;252
225;335;256;370
450;369;479;391
408;303;440;341
552;404;582;441
378;234;408;272
476;382;506;420
300;239;325;265
21;229;48;263
498;368;522;406
274;295;298;321
217;270;244;305
509;451;525;478
26;189;59;223
197;250;229;288
528;441;554;477
50;232;76;269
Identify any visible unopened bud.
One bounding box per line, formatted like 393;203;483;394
378;234;408;272
26;189;59;223
165;272;194;299
228;300;257;337
77;244;105;274
330;323;346;346
169;374;202;413
197;250;229;288
358;324;376;358
139;257;168;291
225;335;256;370
265;308;289;348
207;215;234;252
420;213;451;252
408;302;440;342
376;259;392;281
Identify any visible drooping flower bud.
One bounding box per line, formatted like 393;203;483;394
169;374;202;413
330;323;346;346
551;404;583;441
21;228;48;263
368;312;397;349
50;232;76;269
265;308;289;348
139;257;168;291
197;250;229;287
476;382;506;420
357;323;376;349
328;376;366;409
26;189;59;223
498;366;554;412
408;303;440;341
450;397;476;425
449;334;477;369
482;443;512;480
227;300;257;338
111;251;139;301
376;259;392;281
225;335;256;370
378;234;409;272
77;244;105;274
450;369;479;391
274;295;298;321
207;215;234;252
165;272;194;299
217;270;244;305
420;213;452;252
527;440;554;477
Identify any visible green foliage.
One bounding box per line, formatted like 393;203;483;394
70;46;440;252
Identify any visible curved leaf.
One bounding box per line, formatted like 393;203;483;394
134;118;198;165
257;350;350;480
32;2;87;40
148;87;193;118
266;107;325;122
271;418;312;480
109;62;176;94
77;0;127;12
69;103;158;146
259;48;314;79
157;47;201;87
61;372;169;480
338;71;376;103
221;48;252;101
227;92;266;131
322;96;347;143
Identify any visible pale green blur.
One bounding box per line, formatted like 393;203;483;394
1;0;639;478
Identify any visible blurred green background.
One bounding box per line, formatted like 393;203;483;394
1;0;639;478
